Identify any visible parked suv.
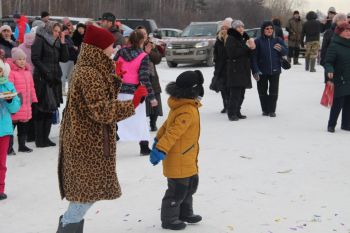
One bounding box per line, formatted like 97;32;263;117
165;21;221;67
116;18;158;34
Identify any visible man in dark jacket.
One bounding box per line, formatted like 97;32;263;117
321;7;337;33
0;25;17;58
100;12;123;48
286;11;303;65
251;21;288;117
301;11;321;72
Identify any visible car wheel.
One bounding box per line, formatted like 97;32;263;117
167;61;178;68
206;49;214;67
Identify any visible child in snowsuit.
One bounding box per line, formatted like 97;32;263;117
150;70;204;230
0;62;21;200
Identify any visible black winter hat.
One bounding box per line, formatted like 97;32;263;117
176;70;204;88
102;12;116;22
293;10;300;15
41;11;50;18
166;70;204;99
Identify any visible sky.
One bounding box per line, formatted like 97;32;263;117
304;0;349;14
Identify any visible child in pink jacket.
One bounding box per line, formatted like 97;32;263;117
8;48;37;153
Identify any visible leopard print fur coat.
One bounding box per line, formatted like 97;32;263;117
58;43;135;202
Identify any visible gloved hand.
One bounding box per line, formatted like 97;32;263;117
150;147;166;166
253;73;260;81
133;85;148;108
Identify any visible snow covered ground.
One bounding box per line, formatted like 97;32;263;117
1;61;350;233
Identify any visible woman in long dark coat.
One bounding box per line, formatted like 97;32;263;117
324;23;350;133
225;20;256;121
31;21;69;147
213;18;231;113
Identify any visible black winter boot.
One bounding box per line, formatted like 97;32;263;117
0;193;7;200
18;135;33;153
310;58;316;72
293;57;301;65
180;215;202;223
228;115;239;121
139;141;151;156
56;216;84;233
150;115;158;132
162;220;187;230
237;112;247;119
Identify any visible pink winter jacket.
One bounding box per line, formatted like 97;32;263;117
8;61;38;122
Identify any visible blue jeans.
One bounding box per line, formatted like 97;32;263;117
61;202;94;226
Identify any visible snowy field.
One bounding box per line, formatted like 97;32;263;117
1;60;350;233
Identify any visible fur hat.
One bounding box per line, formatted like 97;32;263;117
166;70;204;99
222;17;233;28
11;47;27;61
83;25;115;50
0;25;12;33
335;23;350;35
231;20;244;29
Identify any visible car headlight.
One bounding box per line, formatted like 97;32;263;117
195;41;209;48
167;43;173;49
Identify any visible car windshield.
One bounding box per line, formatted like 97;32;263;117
181;24;217;37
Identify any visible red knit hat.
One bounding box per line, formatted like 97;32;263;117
335;23;350;35
83;25;115;50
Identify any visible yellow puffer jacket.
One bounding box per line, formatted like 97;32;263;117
156;97;201;178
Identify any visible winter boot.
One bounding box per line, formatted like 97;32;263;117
150;115;158;132
162;220;187;230
305;58;310;71
293;57;301;65
180;215;202;224
139;141;151;156
237;112;247;119
0;193;7;200
228;115;239;121
310;58;316;72
18;135;33;153
220;108;227;113
56;216;84;233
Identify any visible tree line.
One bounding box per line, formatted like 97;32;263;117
3;0;302;29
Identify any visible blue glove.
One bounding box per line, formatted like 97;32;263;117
150;148;166;166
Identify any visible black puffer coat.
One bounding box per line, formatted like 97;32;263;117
225;29;252;88
31;26;69;112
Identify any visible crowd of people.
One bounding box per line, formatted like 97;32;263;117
212;7;350;134
0;6;349;233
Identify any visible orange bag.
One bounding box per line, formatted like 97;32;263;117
320;83;334;108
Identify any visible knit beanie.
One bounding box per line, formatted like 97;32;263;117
0;25;12;33
83;25;115;50
335;23;350;35
231;20;244;29
222;17;233;28
11;47;27;61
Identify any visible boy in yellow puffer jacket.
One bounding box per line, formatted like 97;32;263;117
150;70;204;230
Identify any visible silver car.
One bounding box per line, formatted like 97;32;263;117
165;21;221;67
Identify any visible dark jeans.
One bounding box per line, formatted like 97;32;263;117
328;95;350;128
257;74;280;114
220;88;229;110
161;175;199;224
227;87;245;117
288;46;300;59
